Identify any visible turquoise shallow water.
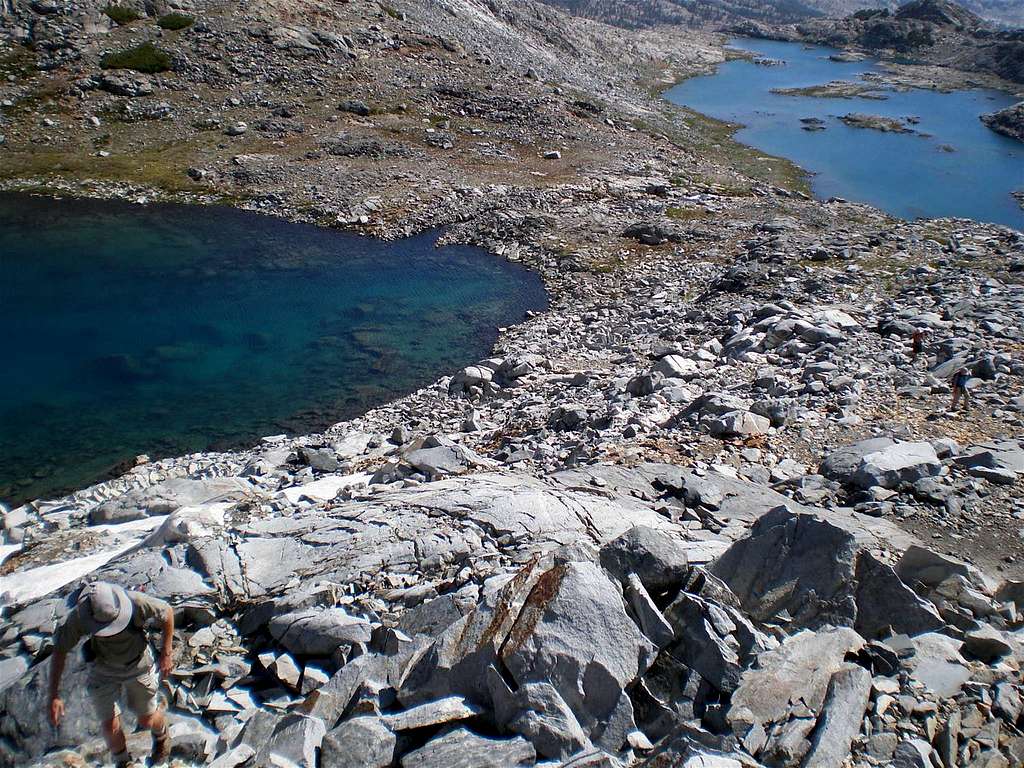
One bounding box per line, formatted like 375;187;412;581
665;38;1024;230
0;193;547;505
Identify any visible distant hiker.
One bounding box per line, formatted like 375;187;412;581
951;366;972;412
48;582;174;767
910;328;930;359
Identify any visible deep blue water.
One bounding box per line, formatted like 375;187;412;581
665;38;1024;230
0;193;547;504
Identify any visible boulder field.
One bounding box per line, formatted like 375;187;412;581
1;454;1023;767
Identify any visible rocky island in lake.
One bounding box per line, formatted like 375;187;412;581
982;100;1024;142
1;0;1024;766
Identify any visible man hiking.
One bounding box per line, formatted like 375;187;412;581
910;328;930;360
951;366;972;412
48;581;174;767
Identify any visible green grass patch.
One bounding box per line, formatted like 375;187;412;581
0;46;37;80
157;12;194;30
103;5;142;25
1;142;198;192
101;42;171;74
666;206;711;221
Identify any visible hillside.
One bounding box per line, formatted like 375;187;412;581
0;0;1023;766
733;0;1024;85
532;0;824;29
536;0;1024;28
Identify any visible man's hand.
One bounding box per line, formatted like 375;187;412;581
49;697;64;727
159;651;173;678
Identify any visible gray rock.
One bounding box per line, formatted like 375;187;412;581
382;696;482;730
548;404;589;431
403;444;486;480
819;437;895;481
896;545;994;594
802;665;872;768
337;99;371;116
713;506;940;637
599;525;689;594
728;627;864;758
851;441;941;490
91;477;251;524
321;717;396;768
967;466;1018;485
706;409;770;437
995;580;1024;611
710;507;860;628
892;738;934;768
0;656;28;696
209;745;257;768
307;654;383;728
448;364;494;396
254;714;326;768
962;625;1012;661
398;727;535;768
853;552;944;639
865;732;899;761
904;633;971;698
268;607;372;656
955;440;1024;474
639;726;751;767
490;678;590;760
398;556;561;708
652;355;699;380
501;561;655;736
661;591;756;694
624;574;674;649
993;682;1022;724
0;650;94;764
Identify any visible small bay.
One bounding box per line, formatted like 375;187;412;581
0;193;547;505
665;38;1023;230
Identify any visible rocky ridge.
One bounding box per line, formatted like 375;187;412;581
732;0;1024;87
1;0;1024;766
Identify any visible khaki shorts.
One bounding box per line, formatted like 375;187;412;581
88;663;160;721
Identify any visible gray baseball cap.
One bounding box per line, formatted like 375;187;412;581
78;582;133;637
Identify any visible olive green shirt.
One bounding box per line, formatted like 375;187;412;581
54;590;169;670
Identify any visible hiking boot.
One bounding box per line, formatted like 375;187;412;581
150;727;170;766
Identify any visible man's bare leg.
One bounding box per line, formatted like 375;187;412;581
139;706;170;764
102;714;130;765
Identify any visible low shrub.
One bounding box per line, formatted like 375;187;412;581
103;4;142;24
100;42;172;74
157;12;195;30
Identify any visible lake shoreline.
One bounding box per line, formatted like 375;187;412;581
664;37;1024;230
0;191;549;507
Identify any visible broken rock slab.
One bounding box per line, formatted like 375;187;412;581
711;506;940;636
398;727;535;768
728;627;865;762
489;677;591;760
253;714;326;768
599;525;690;595
819;437;896;482
382;695;482;730
500;560;656;737
321;716;396;768
268;607;373;657
802;665;872;768
852;441;942;490
90;477;252;524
